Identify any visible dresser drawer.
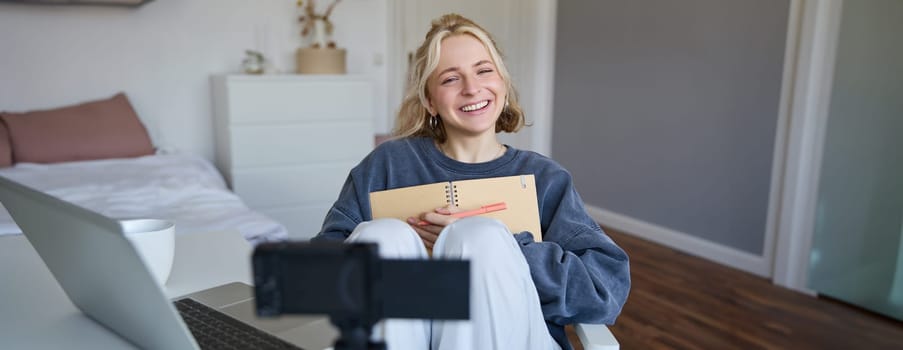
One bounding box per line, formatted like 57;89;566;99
227;80;372;124
229;121;372;167
260;204;332;240
212;75;374;240
231;163;354;208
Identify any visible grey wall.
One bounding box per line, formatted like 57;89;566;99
552;0;789;255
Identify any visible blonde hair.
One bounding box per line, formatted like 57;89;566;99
393;13;525;142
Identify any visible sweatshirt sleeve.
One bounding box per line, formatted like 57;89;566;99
312;173;365;242
515;170;631;326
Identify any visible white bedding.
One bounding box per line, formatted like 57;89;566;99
0;154;288;244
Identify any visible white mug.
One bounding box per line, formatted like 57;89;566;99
121;219;175;286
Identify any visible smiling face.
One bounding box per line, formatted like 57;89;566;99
426;34;508;142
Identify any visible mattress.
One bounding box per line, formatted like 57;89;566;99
0;154;288;244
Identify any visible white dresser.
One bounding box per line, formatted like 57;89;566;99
212;75;374;240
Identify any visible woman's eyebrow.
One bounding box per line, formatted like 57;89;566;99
438;60;494;77
437;66;460;76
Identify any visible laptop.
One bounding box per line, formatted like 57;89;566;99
0;175;337;350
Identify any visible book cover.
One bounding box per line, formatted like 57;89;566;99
369;175;542;241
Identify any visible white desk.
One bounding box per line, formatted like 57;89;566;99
0;230;618;350
0;230;252;349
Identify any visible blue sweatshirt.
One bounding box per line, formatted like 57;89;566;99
313;137;630;349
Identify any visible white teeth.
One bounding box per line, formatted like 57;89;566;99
461;100;489;112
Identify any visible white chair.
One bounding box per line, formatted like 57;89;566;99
575;323;620;350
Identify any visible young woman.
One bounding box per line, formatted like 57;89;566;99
313;14;630;350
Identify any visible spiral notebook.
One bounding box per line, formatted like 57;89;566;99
369;174;542;241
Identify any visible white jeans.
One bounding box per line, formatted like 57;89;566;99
346;217;560;350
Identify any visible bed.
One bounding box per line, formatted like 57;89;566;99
0;154;288;243
0;92;288;244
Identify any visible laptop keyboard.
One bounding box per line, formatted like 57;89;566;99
174;298;302;350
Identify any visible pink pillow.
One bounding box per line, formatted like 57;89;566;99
0;93;155;164
0;120;11;167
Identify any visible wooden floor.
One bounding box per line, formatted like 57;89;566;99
566;227;903;350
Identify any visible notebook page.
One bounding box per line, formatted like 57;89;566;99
452;175;542;241
370;182;451;222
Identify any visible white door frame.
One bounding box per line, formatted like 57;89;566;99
770;0;845;293
386;0;557;156
514;0;557;157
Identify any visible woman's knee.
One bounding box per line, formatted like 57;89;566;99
433;217;534;292
348;218;412;241
347;218;426;258
434;217;517;258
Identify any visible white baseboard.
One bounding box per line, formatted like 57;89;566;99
585;205;771;278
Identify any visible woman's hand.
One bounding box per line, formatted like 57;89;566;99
406;205;461;249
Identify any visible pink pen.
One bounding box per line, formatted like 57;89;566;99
417;202;507;226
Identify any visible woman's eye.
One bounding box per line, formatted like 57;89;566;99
478;68;494;75
441;77;458;85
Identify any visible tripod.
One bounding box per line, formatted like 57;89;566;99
331;316;386;350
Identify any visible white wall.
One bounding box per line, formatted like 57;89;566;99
0;0;389;161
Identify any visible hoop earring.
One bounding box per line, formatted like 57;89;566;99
429;115;439;129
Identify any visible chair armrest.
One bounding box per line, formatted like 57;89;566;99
575;323;619;350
